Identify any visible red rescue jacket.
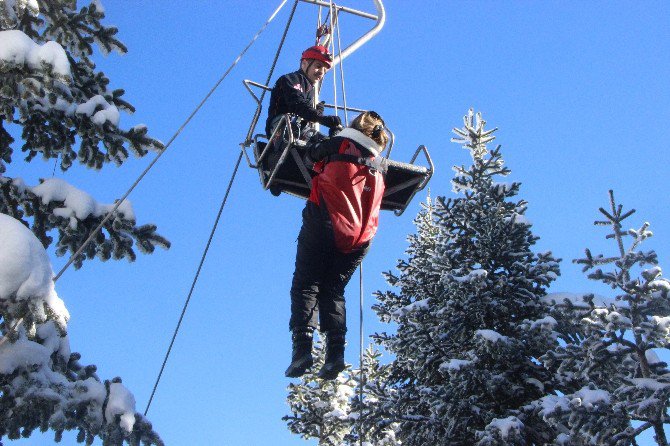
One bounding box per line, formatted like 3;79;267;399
309;128;386;253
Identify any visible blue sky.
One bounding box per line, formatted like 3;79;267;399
12;1;670;445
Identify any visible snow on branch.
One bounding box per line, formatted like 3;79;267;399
451;108;498;160
32;177;135;227
0;213;162;445
0;29;71;79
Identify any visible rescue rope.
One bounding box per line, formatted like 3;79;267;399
334;8;350;126
329;2;338;117
325;4;364;442
358;263;366;446
144;0;300;416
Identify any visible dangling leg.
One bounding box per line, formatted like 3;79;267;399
318;329;346;380
317;244;370;380
286;204;328;377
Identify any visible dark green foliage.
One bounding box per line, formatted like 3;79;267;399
0;0;168;267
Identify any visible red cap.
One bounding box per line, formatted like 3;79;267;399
301;45;333;68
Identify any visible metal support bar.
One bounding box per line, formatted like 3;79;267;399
331;0;385;68
411;145;434;189
243;80;273;104
241;80;396;155
390;145;434;216
298;0;385;68
383;176;423;198
265;117;296;189
384;128;396;158
290;146;313;188
299;0;378;20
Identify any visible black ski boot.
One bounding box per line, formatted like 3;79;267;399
318;331;346;380
285;329;314;378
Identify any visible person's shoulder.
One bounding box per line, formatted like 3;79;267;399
282;70;306;82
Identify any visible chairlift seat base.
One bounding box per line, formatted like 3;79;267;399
253;140;430;214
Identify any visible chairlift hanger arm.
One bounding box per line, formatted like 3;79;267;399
299;0;386;67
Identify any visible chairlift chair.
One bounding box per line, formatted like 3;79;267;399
239;0;434;216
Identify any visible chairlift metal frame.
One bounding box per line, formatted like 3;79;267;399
239;0;434;216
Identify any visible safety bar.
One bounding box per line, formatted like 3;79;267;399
241;80;396;155
243;80;272;107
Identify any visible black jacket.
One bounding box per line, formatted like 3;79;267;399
265;69;320;137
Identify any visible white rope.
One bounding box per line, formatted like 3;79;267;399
358;262;365;446
329;0;338;117
324;4;364;442
334;6;350;126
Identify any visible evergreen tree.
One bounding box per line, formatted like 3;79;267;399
539;191;670;445
347;347;402;446
371;110;561;445
0;0;168;267
0;1;166;444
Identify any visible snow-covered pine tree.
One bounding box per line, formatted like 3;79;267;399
0;1;165;444
346;347;402;446
0;213;162;445
0;0;168;267
371;109;561;445
539;191;670;445
284;340;401;446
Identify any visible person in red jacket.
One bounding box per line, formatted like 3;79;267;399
286;111;388;380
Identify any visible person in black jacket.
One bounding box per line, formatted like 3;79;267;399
265;45;342;141
285;111;388;380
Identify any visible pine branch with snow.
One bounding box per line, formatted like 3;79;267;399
0;0;168;267
0;213;162;445
284;341;401;446
283;336;356;446
539;191;670;445
350;348;403;446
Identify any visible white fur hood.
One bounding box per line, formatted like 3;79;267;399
336;127;381;157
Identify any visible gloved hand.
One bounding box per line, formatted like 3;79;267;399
318;115;342;129
329;125;343;137
316;101;325;116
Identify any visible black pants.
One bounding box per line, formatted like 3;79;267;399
289;202;370;333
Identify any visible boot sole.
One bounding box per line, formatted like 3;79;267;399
285;357;313;378
317;362;345;380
